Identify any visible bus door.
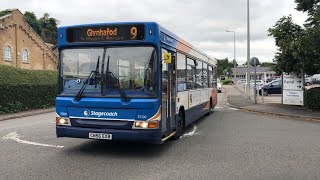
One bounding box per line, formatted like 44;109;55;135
161;49;176;134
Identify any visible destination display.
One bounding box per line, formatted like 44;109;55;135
66;24;145;42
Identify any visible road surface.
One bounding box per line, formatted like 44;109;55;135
1;90;320;179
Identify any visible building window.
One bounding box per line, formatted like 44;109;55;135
4;46;12;61
22;49;29;63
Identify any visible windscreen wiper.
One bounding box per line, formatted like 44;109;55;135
94;56;100;88
105;55;129;102
75;56;100;101
100;48;107;96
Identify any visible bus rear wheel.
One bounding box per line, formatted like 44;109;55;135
172;110;185;140
205;99;213;116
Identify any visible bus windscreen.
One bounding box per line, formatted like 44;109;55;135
66;24;145;42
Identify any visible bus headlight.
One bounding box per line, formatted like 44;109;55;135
56;117;71;126
133;121;159;129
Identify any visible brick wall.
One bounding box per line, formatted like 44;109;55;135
0;9;57;70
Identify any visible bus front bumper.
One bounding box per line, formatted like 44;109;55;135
56;126;161;144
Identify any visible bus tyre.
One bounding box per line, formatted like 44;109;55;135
172;111;185;140
205;99;213;116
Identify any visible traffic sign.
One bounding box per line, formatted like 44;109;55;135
282;72;304;106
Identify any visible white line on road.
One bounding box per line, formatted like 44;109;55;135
2;131;64;149
228;107;240;111
180;125;199;139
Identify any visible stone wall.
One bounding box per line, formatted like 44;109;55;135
0;9;57;70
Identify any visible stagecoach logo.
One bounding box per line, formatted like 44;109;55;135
84;109;90;117
83;109;118;118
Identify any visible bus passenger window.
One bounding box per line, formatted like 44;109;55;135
208;65;213;88
177;53;186;92
203;63;208;88
187;58;196;90
196;61;203;88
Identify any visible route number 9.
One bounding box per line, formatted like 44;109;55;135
130;26;137;39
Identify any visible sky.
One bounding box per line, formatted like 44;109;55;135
0;0;308;64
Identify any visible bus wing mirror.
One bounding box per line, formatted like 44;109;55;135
163;52;172;64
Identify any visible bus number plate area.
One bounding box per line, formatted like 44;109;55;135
89;133;112;140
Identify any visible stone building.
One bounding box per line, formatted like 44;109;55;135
0;9;57;70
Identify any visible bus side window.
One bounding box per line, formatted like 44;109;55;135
187;58;196;90
203;62;208;88
196;60;202;88
208;65;213;88
177;52;186;92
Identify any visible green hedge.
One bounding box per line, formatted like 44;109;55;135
304;87;320;110
0;65;57;115
222;79;233;85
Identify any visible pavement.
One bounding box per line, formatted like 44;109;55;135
225;85;320;121
2;92;320;179
0;107;55;121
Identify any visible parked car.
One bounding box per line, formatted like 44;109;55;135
311;74;320;85
237;79;247;84
217;81;222;93
259;79;282;96
265;78;273;83
305;77;315;86
250;80;264;86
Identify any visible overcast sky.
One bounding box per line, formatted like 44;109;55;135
1;0;308;64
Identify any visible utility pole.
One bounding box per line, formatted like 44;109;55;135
247;0;251;99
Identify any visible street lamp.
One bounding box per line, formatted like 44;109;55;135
225;30;237;80
247;0;251;99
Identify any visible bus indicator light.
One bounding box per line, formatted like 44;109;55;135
148;121;159;128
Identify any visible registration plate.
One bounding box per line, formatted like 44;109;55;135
89;133;112;140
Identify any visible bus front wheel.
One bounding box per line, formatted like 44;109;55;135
172;110;185;140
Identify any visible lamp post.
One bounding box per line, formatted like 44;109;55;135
225;30;237;80
247;0;251;99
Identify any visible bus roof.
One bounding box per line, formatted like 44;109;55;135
58;22;216;65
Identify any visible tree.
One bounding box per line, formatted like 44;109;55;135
0;9;12;17
23;12;58;44
224;66;233;78
295;0;320;27
39;13;58;44
269;15;320;75
269;1;320;76
260;62;276;68
216;58;234;77
24;11;41;35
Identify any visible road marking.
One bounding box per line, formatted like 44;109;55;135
180;125;199;139
2;131;64;149
228;107;240;111
215;106;222;109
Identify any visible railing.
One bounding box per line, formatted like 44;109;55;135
234;82;267;104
